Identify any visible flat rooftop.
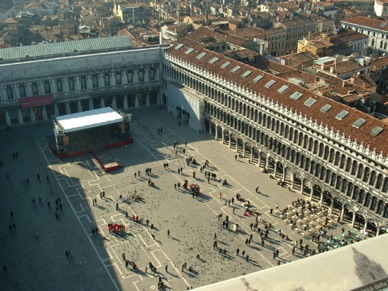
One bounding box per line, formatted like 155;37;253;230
0;36;133;62
55;107;123;133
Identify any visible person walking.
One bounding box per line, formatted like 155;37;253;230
167;229;171;237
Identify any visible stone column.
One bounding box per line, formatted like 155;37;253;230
54;104;59;116
98;73;105;88
30;108;36;122
65;102;71;114
144;68;150;82
89;99;94;110
50;79;57;94
14;84;20;99
319;193;324;206
123;95;128;109
38;81;45;95
351;212;356;227
340;206;345;221
146;92;150;106
121;71;128;85
135;94;139;108
86;76;93;90
42;106;48;120
242;143;246;157
75;76;81;91
134;70;139;83
111;97;117;110
330;199;334;214
215;126;218;140
63;78;70;93
18;109;24;124
26;82;33;97
310;187;313;199
110;72;116;87
77;100;82;112
229;136;231;148
363;220;368;233
5;111;11;126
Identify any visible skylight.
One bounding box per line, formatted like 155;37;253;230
353;118;366;129
231;66;241;73
252;75;264;83
336;110;349;120
197;52;206;59
304;97;317;107
221;61;231;69
370;126;384;136
185;48;194;54
241;70;252;78
265;80;276;88
209;57;219;64
175;43;184;50
320;104;332;113
290;91;303;100
278;85;289;93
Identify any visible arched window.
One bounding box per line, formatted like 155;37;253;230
44;80;51;94
377;200;384;215
357;164;364;179
364;193;371;207
19;84;26;98
31;82;38;95
370;197;378;211
383;205;388;218
6;85;13;99
363;167;370;182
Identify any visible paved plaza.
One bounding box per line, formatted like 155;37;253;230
1;108;351;290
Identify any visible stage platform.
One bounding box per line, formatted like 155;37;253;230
50;108;132;172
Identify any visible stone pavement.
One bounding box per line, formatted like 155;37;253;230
0;107;350;290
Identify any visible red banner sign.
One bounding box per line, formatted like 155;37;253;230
20;95;54;109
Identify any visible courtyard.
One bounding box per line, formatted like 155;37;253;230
0;107;356;290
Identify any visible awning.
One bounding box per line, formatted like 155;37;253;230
20;95;54;109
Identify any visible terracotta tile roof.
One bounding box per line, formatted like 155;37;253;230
371;56;388;71
325;60;361;75
342;16;388;32
166;41;388;156
224;27;265;39
281;51;319;68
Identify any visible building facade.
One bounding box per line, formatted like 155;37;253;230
341;16;388;55
163;41;388;235
0;36;166;125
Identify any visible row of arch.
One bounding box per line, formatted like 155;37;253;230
204;102;388;193
2;66;159;101
204;107;388;222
